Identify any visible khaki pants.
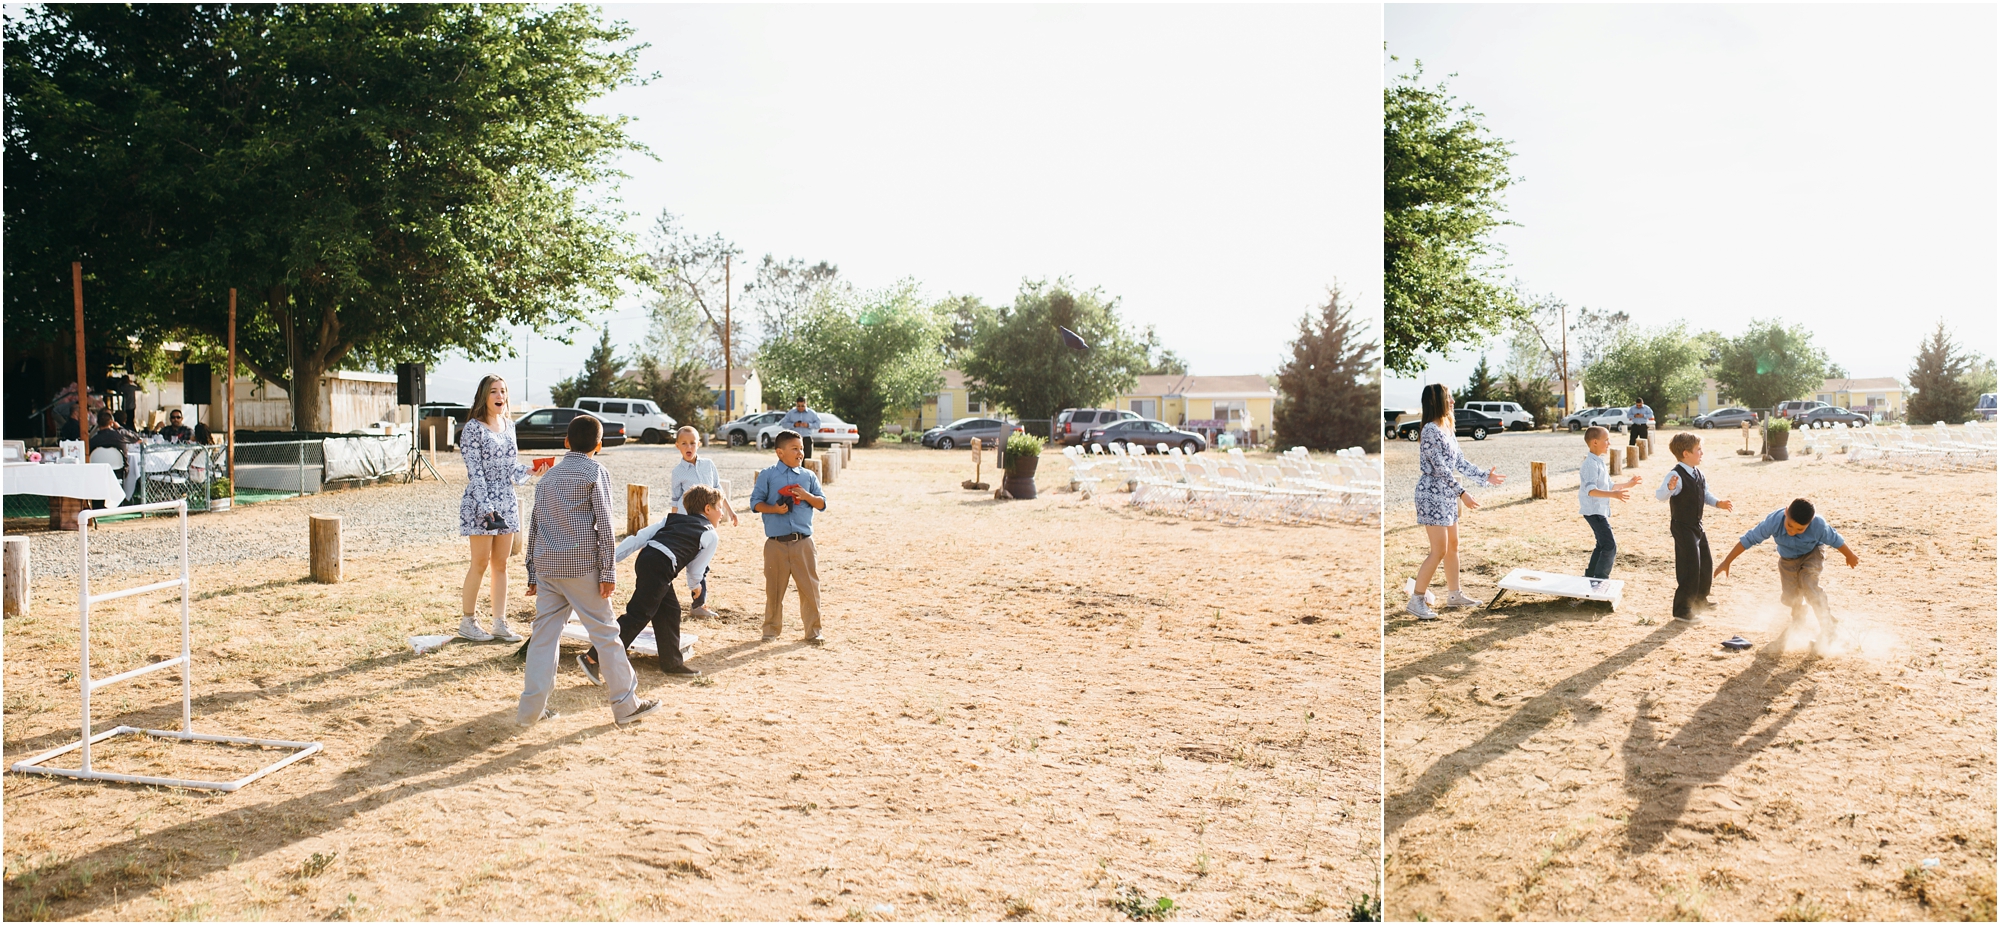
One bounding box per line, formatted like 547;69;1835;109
1778;546;1836;646
763;536;822;638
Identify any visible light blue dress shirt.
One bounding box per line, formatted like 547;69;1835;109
749;463;827;537
1739;509;1846;559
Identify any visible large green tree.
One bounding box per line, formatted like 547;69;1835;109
1906;320;1980;425
1710;319;1829;411
758;281;946;447
1462;355;1498;402
959;279;1150;425
5;4;643;431
1582;324;1706;412
1383;61;1520;375
1272;288;1378;453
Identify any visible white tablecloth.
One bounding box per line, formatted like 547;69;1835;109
2;462;126;501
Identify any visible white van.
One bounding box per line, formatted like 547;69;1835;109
1462;401;1534;431
574;397;677;444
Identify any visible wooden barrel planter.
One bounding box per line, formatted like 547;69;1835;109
1002;453;1039;499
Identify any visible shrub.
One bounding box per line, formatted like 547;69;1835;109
1767;417;1791;434
1005;432;1046;463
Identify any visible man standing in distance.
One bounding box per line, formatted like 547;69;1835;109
783;395;820;460
1629;398;1654;447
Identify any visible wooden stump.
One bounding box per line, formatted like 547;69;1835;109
822;446;839;485
803;459;823;479
3;535;28;617
1624;445;1639;469
309;514;342;583
1530;461;1548;500
1636;437;1647;461
510;530;524;558
627;483;649;537
49;496;85;531
1609;447;1624;476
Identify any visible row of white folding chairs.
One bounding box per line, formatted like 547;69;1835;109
1131;453;1376;524
1847;425;1994;470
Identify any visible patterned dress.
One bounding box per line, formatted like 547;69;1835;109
459;418;531;536
1415;421;1491;527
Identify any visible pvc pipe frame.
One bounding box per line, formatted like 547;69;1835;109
8;499;324;792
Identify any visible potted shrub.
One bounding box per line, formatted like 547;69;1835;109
1766;417;1791;461
210;475;234;512
1002;432;1045;499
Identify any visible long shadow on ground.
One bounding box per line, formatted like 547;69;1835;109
1384;601;1605;693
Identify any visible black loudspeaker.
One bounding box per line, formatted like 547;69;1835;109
396;362;427;405
183;364;213;404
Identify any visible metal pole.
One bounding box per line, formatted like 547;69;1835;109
1559;302;1570;421
179;500;191;733
724;256;733;417
227;289;236;481
77;497;91;774
73;262;88;441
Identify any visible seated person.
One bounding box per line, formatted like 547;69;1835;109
86;410;139;508
157;409;194;442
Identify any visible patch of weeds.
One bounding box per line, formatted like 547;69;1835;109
1348;891;1381;921
1111;885;1176;921
1775;896;1827;921
1897;865;1932;907
689;675;714;687
325;892;369;921
1193;852;1211;878
1004;893;1037;919
298;851;337;879
842;906;867;921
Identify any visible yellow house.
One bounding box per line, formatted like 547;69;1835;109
899;369;1003;433
1674;378;1725;420
1120;374;1279;444
1815;377;1905;416
704;367;761;418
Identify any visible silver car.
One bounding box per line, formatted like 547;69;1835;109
923;416;1018;450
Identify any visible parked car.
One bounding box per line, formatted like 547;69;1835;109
1462;401;1535;431
1692;407;1758;429
1582;407;1631;432
921;416;1019;450
757;413;860;449
716;410;786;447
1774;400;1830;421
1978;392;1997;423
574;396;675;444
1055;408;1140;446
415;403;473;443
1562;407;1610;431
514;407;627;449
1397;408;1506;441
1082;419;1208;454
1798;406;1870;428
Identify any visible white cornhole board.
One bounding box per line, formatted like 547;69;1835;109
1490;568;1623;610
561;620;696;660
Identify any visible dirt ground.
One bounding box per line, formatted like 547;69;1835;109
3;444;1377;921
1381;428;1997;921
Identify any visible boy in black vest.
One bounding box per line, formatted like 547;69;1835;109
1653;432;1734;618
579;484;722;679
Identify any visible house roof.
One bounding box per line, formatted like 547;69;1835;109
702;367;756;388
1821;377;1902;392
941;369;970;391
1127;374;1277;398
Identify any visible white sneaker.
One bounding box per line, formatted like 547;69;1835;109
1444;590;1482;608
1405;596;1438;620
691;606;719;619
489;615;523;643
457;615;494;642
517;708;558;728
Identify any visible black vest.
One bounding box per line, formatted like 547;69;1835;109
644;513;712;570
1668;462;1705;529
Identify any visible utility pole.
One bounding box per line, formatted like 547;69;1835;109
732;254;740;416
227;289;237;480
72;262;88;440
1559;301;1571;422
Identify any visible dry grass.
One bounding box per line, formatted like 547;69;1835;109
3;447;1377;920
1382;432;1997;921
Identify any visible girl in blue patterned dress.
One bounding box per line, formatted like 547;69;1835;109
1409;384;1505;620
456;376;554;642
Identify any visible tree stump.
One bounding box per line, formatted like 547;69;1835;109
4;535;29;617
309;514;342;583
1530;461;1548;500
627;483;649;537
822;446;839;485
1609;447;1623;476
510;530;524;558
1624;445;1639;469
803;459;823;479
1636;437;1648;461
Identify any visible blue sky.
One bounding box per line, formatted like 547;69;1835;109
1384;4;1997;411
432;4;1381;408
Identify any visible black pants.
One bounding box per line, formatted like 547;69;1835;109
588;546;687;671
1671;522;1712;618
1629;423;1649;445
800;436;813;459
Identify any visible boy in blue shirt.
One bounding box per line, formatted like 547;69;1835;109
1578;425;1643;581
749;431;828;643
1714;497;1862;655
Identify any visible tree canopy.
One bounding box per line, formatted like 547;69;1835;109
757;281;945;447
1710;319;1828;411
1906;320;1981;425
4;4;645;430
1582;324;1706;412
959;279;1150;425
1272;288;1379;452
1383;61;1520;376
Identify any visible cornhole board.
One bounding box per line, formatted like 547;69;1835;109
561;620;696;660
1488;568;1623;610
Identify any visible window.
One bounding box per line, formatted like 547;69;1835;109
524;410;554;425
578;399;600;412
1132;400;1157;419
1213;400;1247;423
603;401;629;414
554;409;579;423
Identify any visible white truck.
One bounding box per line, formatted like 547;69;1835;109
574;397;677;444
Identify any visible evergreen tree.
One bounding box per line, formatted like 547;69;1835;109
550;325;625;409
1273;287;1379;452
1907;320;1977;424
1462;355;1498;402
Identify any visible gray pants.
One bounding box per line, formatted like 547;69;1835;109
518;574;639;724
1778;546;1836;647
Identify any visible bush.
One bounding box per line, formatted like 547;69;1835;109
1004;431;1045;463
210;476;233;498
1767;417;1790;434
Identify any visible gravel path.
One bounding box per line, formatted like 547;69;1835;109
1381;429;1633;508
18;443;780;579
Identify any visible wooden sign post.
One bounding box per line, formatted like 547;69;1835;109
626;484;649;537
309;515;342;583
